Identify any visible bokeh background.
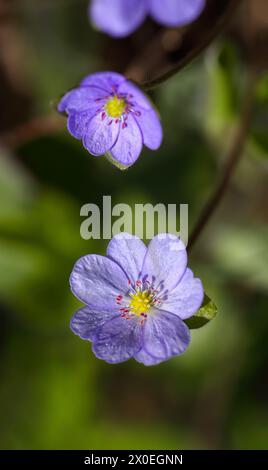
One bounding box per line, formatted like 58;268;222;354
0;0;268;450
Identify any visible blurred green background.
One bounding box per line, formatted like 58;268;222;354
0;0;268;450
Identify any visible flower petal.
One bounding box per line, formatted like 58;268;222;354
92;316;142;363
58;86;106;113
135;309;190;365
107;232;147;284
118;80;153;110
70;254;129;312
134;107;163;150
149;0;205;27
90;0;147;37
161;268;204;319
67;109;97;139
70;307;116;341
141;234;187;291
83;113;120;156
80;71;125;92
107;114;143;168
134;348;163;366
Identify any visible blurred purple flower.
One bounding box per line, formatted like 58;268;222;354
58;71;162;169
90;0;206;37
70;233;204;365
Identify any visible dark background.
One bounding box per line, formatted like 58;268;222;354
0;0;268;449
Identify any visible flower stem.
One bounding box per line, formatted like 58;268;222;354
0;114;64;151
188;70;258;252
142;0;243;91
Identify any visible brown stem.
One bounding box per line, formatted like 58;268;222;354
142;0;243;91
188;71;258;252
0;114;64;150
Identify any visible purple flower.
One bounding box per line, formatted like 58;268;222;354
70;233;204;365
58;72;163;169
90;0;206;37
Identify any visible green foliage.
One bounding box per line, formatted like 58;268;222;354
251;129;268;158
211;226;268;292
185;295;217;330
205;42;241;137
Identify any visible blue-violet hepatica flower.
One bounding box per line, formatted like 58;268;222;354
70;233;204;365
58;72;163;169
90;0;206;37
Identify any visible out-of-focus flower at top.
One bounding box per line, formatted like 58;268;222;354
70;233;204;365
58;71;163;170
90;0;206;37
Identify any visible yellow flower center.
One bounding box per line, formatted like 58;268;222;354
129;291;153;316
105;96;126;118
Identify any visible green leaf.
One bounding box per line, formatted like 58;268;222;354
185;294;218;330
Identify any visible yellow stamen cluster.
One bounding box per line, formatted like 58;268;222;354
129;291;153;316
105;96;126;118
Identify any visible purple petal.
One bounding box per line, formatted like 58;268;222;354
107;114;143;169
161;269;204;319
107;233;147;284
134;348;164;366
92;316;142;363
135;309;190;365
58;86;106;113
134;107;163;150
90;0;147;38
70;307;116;341
141;234;187;291
118;80;153;110
149;0;205;27
80;71;125;92
67;109;98;139
83;112;120;156
70;254;129;312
